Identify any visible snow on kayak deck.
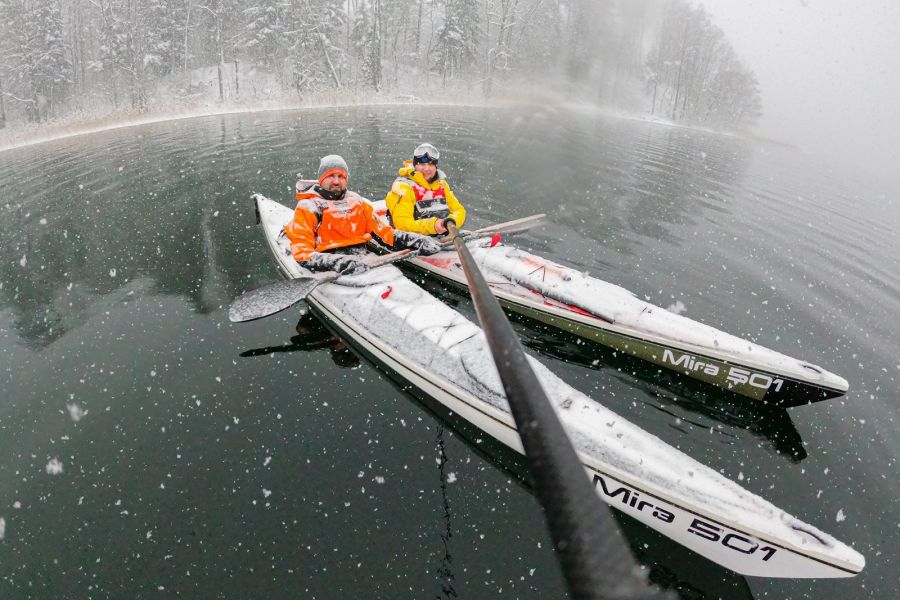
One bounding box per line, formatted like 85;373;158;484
257;195;862;574
317;266;861;569
464;243;847;390
365;198;845;390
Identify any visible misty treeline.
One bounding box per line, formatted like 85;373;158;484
0;0;760;131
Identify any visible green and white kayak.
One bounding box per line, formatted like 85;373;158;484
249;193;863;578
368;201;848;406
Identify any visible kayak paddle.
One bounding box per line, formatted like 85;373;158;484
228;248;412;323
445;222;669;600
439;212;547;245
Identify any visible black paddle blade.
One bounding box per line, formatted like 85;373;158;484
228;276;326;323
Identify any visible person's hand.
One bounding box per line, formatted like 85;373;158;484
434;218;456;235
304;252;369;275
394;231;443;256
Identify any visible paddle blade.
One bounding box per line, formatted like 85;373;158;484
472;213;546;236
229;277;324;323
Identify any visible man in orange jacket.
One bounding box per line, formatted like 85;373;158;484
284;155;441;275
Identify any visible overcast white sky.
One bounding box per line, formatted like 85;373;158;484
698;0;900;181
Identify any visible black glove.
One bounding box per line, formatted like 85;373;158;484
303;252;369;275
394;231;442;256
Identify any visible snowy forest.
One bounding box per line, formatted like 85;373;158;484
0;0;761;131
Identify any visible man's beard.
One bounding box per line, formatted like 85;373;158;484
315;184;347;200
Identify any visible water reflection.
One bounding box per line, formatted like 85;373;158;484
0;122;278;348
239;313;360;369
0;105;756;350
611;510;754;600
434;424;458;599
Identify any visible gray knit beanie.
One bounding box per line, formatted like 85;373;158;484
317;155;349;182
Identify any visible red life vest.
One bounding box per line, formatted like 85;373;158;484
404;178;450;220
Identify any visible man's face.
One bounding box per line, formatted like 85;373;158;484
321;171;348;194
415;162;437;179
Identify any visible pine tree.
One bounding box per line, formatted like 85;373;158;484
241;3;289;69
286;0;347;93
96;0;131;108
141;0;183;77
3;0;74;122
432;0;479;84
353;0;383;91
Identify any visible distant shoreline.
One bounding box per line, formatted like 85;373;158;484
0;92;473;154
0;90;756;155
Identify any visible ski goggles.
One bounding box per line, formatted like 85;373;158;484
413;144;440;164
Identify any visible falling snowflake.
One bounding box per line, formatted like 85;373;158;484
666;301;686;315
67;403;87;422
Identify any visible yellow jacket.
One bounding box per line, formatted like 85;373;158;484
384;162;466;235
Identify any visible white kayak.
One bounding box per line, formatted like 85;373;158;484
251;193;863;578
368;200;848;406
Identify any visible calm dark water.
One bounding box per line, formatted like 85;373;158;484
1;105;897;599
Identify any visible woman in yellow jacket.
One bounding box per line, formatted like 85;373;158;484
384;143;466;236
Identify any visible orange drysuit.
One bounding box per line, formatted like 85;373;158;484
284;181;396;262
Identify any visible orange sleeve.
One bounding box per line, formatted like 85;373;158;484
363;201;395;246
283;203;320;262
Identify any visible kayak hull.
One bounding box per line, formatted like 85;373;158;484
487;290;840;406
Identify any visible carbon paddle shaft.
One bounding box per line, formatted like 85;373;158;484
448;224;668;600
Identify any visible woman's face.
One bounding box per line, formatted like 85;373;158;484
415;162;437;179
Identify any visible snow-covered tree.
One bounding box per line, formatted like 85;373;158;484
2;0;74;122
0;0;760;130
645;1;761;128
240;3;289;69
352;0;383;91
140;0;183;76
285;0;347;93
432;0;479;84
